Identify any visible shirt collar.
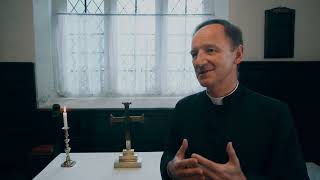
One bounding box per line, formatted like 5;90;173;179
206;82;239;105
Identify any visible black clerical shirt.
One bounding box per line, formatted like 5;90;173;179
160;84;310;180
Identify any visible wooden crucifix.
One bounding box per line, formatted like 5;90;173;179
110;102;144;168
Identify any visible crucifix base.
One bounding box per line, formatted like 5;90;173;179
114;149;142;168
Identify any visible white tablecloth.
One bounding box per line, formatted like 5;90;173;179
33;152;163;180
307;162;320;180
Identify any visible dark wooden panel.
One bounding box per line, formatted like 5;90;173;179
0;62;36;179
239;61;320;163
0;62;36;111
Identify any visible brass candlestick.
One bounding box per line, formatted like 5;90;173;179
61;127;76;167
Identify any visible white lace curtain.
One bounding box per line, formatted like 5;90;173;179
54;0;213;97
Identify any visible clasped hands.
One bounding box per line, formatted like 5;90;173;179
167;139;246;180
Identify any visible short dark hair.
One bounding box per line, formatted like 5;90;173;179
193;19;243;50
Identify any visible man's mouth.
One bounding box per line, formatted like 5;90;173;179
198;69;212;75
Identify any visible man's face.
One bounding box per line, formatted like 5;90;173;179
191;24;242;89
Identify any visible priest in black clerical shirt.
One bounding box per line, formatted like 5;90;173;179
160;19;310;180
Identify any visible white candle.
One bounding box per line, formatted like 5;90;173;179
63;106;68;128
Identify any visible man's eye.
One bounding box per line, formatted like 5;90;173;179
190;51;197;59
207;48;215;53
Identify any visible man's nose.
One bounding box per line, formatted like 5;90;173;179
194;51;207;66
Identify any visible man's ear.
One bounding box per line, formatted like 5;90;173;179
234;45;244;65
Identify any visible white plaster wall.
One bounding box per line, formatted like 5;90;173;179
0;0;35;62
230;0;320;61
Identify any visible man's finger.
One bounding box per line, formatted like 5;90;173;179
200;165;220;180
175;166;204;177
175;139;188;160
179;174;205;180
191;153;220;171
226;142;240;166
174;158;198;169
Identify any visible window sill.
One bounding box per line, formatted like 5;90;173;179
38;97;183;109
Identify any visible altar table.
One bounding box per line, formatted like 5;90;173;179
33;152;163;180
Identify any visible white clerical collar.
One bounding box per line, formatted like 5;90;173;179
206;82;239;105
